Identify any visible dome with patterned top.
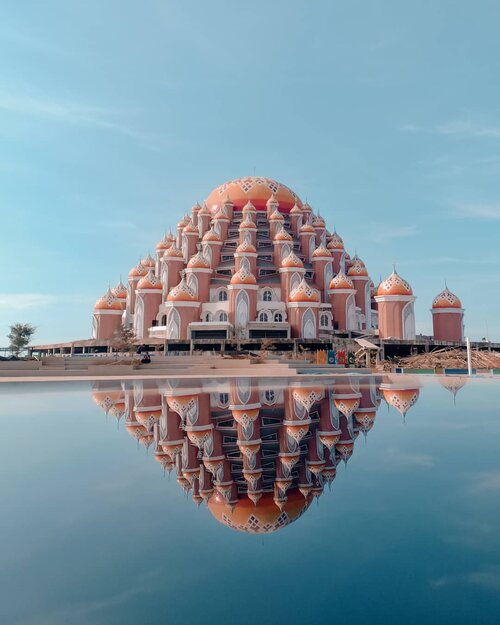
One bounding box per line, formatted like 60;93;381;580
289;278;320;302
432;287;462;309
377;269;413;296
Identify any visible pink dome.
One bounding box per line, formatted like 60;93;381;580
95;288;122;310
239;218;257;230
137;270;162;290
167;277;197;301
312;245;332;259
236;241;257;253
205;177;302;213
377;270;413;296
289;278;320;302
432;287;462;309
202;228;220;242
112;281;127;299
327;231;344;250
347;258;369;277
128;262;147;278
163;244;184;259
281;251;304;268
230;268;257;285
187;252;210;268
141;254;156;269
299;223;315;234
329;271;354;290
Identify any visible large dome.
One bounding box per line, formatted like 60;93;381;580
205;176;303;213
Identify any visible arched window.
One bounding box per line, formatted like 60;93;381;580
258;311;269;322
167;308;180;339
161;315;167;326
320;314;329;327
263;290;272;302
219;392;229;406
302;308;316;339
240;257;250;273
218;289;228;302
265;390;275;403
274;312;283;322
219;311;228;322
204;312;212;322
188;273;198;296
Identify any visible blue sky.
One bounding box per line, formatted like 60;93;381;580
1;0;499;344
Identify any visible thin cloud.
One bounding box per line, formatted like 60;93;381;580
453;202;500;221
401;119;500;140
370;224;419;243
0;293;92;311
0;90;160;149
431;566;500;592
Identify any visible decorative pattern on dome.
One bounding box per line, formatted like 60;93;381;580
141;254;156;268
183;220;198;233
289;278;320;302
281;251;304;268
242;201;256;212
266;193;279;206
167;276;198;301
128;262;148;278
112;281;127;299
312;215;326;227
137;269;162;290
219;177;280;195
327;231;344;250
269;209;284;221
236;240;257;253
432;287;462;309
383;389;419;416
95;288;122;310
312;245;332;258
274;227;292;241
230;267;257;285
187;251;211;268
163;243;184;258
202;228;220;242
198;204;211;216
299;223;315;233
377;270;413;296
329;271;354;290
290;203;302;214
347;259;369;277
239;217;257;229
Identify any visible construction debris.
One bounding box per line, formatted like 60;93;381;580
381;348;500;371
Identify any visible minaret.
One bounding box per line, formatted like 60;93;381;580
327;230;345;273
127;261;147;323
311;245;333;301
197;204;212;237
273;226;293;267
266;193;279;219
239;215;257;247
374;269;416;340
279;251;305;301
347;256;371;330
328;270;357;331
182;220;199;262
93;289;123;340
185;249;212;303
134;269;163;339
201;227;222;269
269;208;285;239
312;214;326;246
228;268;258;337
287;277;320;338
190;202;201;226
164;273;200;339
298;223;316;264
431;285;464;342
289;203;303;236
235;240;257;275
161;244;185;297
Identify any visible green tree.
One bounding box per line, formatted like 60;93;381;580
111;324;136;352
8;323;36;357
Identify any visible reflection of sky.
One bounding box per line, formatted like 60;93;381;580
1;378;499;625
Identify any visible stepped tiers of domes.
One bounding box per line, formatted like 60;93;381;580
92;375;417;533
92;176;465;343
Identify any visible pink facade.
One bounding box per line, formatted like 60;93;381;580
91;176;463;344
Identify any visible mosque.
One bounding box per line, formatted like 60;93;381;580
92;176;465;344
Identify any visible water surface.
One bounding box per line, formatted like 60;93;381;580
1;374;499;625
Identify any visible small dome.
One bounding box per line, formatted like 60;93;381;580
432;287;462;309
239;218;257;230
329;271;354;290
128;262;147;278
187;251;211;268
112;281;127;299
269;209;284;221
191;202;202;212
281;251;304;268
137;269;162;290
347;258;369;277
198;203;211;216
302;202;312;212
214;209;229;220
274;228;293;241
327;231;344;250
289;278;320;302
377;269;413;296
177;215;190;228
202;228;220;242
242;201;256;212
163;243;184;258
95;288;122;310
156;236;170;251
141;254;156;269
183;220;198;234
236;241;256;253
312;245;332;259
167;276;198;301
382;388;419;416
290;203;303;215
312;215;325;227
266;193;279;207
230;267;257;285
299;223;315;234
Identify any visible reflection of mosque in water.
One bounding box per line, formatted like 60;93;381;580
91;374;458;534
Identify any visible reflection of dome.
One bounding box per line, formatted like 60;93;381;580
205;177;303;213
382;388;419;416
208;490;311;534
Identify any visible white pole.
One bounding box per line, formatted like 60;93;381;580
466;337;472;376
